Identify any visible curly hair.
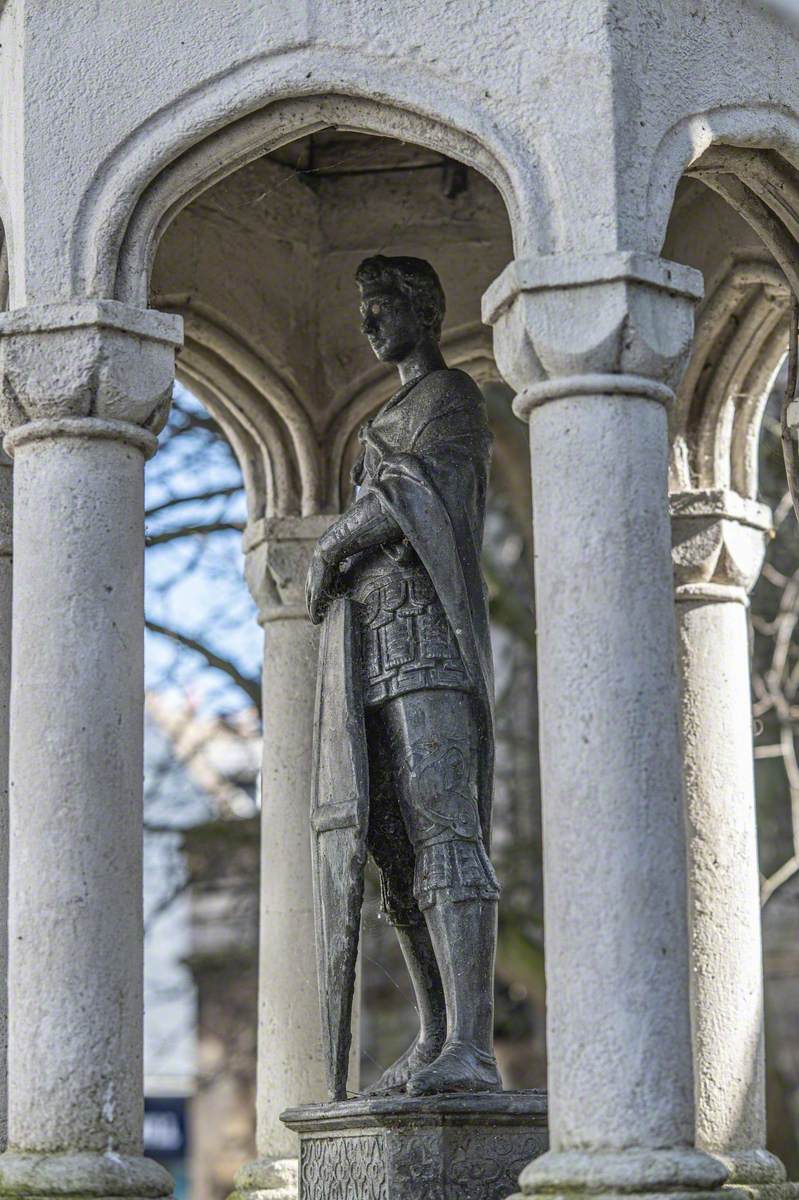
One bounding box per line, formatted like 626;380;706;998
356;255;446;341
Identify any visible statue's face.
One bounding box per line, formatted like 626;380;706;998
359;284;423;363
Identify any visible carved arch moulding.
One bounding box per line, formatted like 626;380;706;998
68;48;559;306
158;305;506;523
670;259;789;499
0;173;15;313
680;143;799;495
152;296;323;521
646;103;799;255
643;105;799;499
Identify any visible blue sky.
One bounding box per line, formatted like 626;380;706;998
144;383;261;716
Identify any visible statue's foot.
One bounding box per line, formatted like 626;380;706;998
406;1039;502;1096
363;1033;445;1097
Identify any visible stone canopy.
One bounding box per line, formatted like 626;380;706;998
0;3;798;1200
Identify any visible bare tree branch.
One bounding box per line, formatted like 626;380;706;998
145;876;192;933
146;618;261;706
146;521;244;546
146;485;242;518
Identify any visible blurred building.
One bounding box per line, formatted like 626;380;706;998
144;697;261;1200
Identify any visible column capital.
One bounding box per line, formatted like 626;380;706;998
482;252;704;418
670;488;772;602
243;514;335;625
0;300;183;438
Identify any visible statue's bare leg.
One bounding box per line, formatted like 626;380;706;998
407;897;502;1096
364;918;446;1095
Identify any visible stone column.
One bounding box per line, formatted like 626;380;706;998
671;489;793;1197
0;301;182;1200
233;515;343;1200
0;449;11;1153
484;253;730;1200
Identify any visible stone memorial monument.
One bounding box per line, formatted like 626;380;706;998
281;256;547;1199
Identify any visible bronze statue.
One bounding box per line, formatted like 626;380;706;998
305;255;500;1099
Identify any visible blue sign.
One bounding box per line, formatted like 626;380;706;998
144;1097;187;1158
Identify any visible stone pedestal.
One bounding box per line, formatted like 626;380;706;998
281;1093;547;1200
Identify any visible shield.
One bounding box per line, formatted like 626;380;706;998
309;596;369;1100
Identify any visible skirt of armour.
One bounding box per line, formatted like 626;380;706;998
413;836;500;911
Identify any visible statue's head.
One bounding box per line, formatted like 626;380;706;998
356;255;445;363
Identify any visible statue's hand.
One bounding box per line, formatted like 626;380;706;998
305;546;337;625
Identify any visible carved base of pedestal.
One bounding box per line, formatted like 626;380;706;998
281;1090;548;1200
729;1186;799;1200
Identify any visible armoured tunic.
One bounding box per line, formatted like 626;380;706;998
347;545;470;707
314;366;498;925
343;370;498;924
344;372;482;709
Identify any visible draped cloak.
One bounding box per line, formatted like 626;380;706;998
309;368;495;1098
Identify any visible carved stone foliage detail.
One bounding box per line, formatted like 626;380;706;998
300;1134;387;1200
445;1130;549;1198
293;1116;547;1200
391;1130;443;1200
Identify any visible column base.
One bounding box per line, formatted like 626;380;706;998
512;1146;739;1200
0;1150;173;1199
713;1149;799;1200
229;1158;298;1200
725;1184;799;1200
724;1183;799;1200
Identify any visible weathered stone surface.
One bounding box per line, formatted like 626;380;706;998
0;302;182;433
244;517;334;624
0;451;10;1155
240;517;336;1173
3;4;799;1199
230;1157;298;1200
671;489;772;597
671;490;782;1190
0;316;180;1200
0;1149;174;1197
281;1092;548;1200
4;0;799;310
483;251;703;406
483;256;729;1200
